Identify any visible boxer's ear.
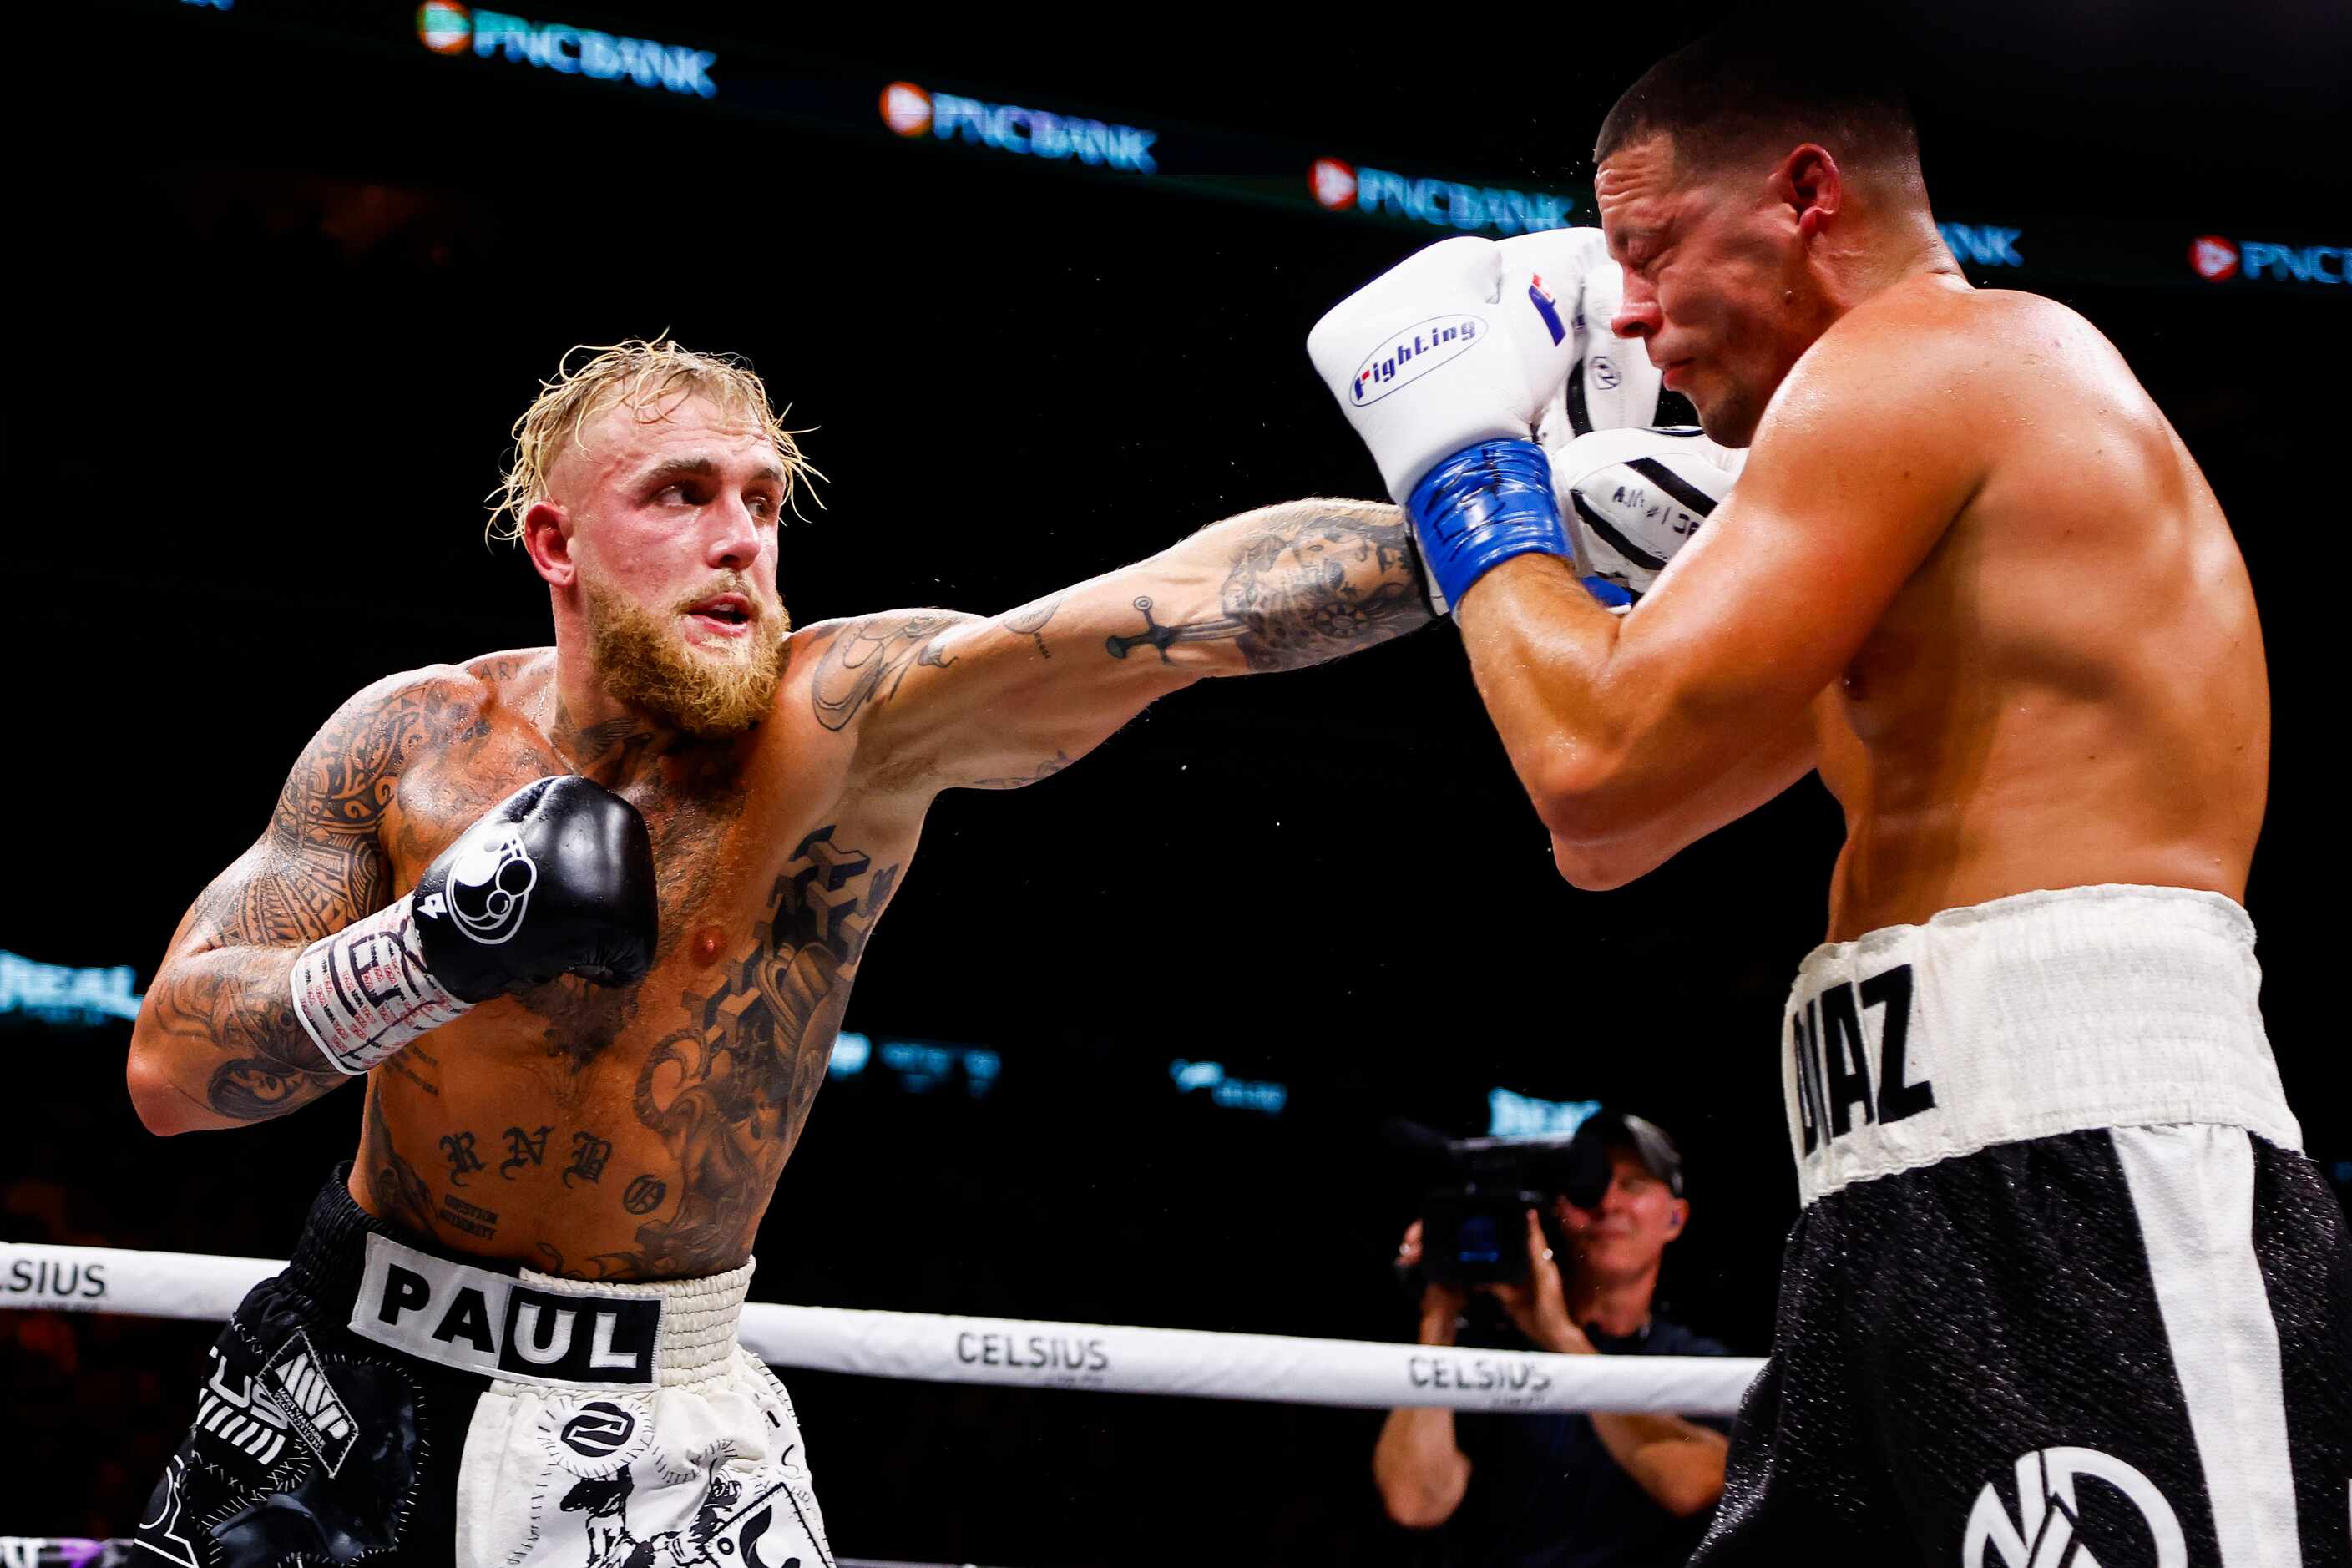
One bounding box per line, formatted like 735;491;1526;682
1773;143;1844;240
522;498;575;587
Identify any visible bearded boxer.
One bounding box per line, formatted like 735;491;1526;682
123;338;1434;1567
1307;29;2348;1568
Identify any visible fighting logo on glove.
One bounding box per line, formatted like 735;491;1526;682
1308;229;1738;615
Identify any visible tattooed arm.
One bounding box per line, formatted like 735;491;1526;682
126;669;472;1134
809;498;1431;792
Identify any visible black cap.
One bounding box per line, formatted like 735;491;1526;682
1564;1110;1685;1204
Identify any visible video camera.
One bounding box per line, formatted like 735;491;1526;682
1387;1120;1619;1288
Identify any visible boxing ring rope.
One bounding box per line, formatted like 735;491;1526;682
1;1242;1760;1416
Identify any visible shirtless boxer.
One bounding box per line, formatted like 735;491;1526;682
1308;29;2349;1568
122;339;1431;1566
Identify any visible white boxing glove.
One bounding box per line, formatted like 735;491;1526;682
1530;252;1672;458
1308;230;1617;613
1552;425;1745;601
1306;231;1603;502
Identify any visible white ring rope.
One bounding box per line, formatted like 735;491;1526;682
0;1242;1761;1416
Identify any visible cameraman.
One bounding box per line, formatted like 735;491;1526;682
1374;1114;1732;1566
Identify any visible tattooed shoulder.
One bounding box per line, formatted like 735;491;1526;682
210;665;493;946
807;609;977;732
463;646;550;688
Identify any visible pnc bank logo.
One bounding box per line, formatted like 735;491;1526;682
1308;159;1577;236
2190;234;2346;286
2189;235;2239;281
415;3;719;98
1311;158;1358;211
880;81;932;137
878;79;1158;174
417;2;472;53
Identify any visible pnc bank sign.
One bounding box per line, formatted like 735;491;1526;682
416;3;718;98
2188;235;2345;286
1309;158;1578;236
878;81;1160;175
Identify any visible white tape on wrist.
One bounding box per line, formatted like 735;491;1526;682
289;897;473;1075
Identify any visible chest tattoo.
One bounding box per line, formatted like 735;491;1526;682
624;824;901;1276
508;760;745;1071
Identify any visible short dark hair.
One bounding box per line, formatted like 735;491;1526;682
1596;24;1919;179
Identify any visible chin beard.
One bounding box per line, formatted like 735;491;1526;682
1697;388;1761;450
583;579;790;738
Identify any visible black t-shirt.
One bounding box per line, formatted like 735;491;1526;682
1419;1315;1735;1568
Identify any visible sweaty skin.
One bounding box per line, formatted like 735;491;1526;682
1805;285;2265;934
1452;135;2265;938
128;394;1430;1279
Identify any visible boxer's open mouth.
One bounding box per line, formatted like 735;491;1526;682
685;594;754;634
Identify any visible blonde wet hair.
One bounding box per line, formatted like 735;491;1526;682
488;336;822;543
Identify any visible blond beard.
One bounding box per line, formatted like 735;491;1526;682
583;579;789;738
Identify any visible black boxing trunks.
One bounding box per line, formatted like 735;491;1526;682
133;1167;832;1568
1695;885;2351;1568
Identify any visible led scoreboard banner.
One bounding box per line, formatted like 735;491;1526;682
149;0;2349;296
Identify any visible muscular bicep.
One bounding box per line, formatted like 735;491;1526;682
819;501;1429;795
134;671;462;1127
802;582;1204;796
1556;694;1822;888
176;677;423;955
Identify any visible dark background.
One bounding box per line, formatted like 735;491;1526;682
4;2;2347;1560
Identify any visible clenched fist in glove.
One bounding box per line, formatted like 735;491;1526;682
288;776;658;1075
1308;229;1681;615
1555;425;1744;603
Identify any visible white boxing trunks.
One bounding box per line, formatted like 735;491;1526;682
134;1169;833;1568
1697;885;2351;1568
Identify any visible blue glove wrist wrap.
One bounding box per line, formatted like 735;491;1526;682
1404;438;1575;612
1581;575;1636;609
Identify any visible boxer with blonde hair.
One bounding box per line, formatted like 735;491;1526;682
124;336;1437;1567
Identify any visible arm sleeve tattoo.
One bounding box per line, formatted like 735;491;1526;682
819;501;1432;796
139;677;457;1123
1105;501;1431;674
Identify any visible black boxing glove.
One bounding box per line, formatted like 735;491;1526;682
289;776;658;1074
411;776;657;1000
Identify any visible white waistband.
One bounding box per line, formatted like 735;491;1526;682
1783;884;2299;1205
347;1232;755;1388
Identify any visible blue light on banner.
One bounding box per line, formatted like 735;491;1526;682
2237;240;2344;286
1310;157;1579;236
828;1034;1000;1096
1167;1060;1288;1116
828;1031;872;1079
880;1039;1002;1097
417;3;718;98
1939;222;2024;268
2188;235;2348;286
0;952;143;1028
1487;1089;1600;1138
880;82;1159;175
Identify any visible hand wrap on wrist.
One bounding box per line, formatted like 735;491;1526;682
289;896;474;1075
1404;438;1576;613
